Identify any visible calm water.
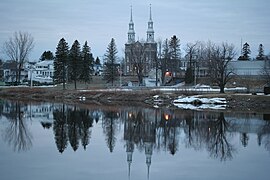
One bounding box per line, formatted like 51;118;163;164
0;100;270;180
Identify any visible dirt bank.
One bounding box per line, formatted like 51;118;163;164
0;87;269;112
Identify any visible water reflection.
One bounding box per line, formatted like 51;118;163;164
0;101;32;152
1;100;270;160
53;104;94;152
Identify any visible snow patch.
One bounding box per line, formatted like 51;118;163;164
173;103;227;110
173;96;227;104
173;95;227;110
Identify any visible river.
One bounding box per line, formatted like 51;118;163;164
0;99;269;180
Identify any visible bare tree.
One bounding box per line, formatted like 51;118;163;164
161;39;170;80
184;42;198;84
128;42;147;85
208;42;236;93
2;31;34;84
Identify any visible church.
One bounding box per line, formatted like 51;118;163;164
124;5;157;78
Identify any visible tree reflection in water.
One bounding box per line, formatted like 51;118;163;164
258;118;270;152
53;105;94;153
207;112;235;161
2;101;32;152
1;100;270;160
53;104;68;153
102;111;120;152
157;110;181;155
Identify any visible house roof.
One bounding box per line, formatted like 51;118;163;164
230;60;265;69
3;61;17;70
35;60;54;66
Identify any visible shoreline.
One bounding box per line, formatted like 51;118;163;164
0;87;270;112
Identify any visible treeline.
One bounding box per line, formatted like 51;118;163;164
53;38;101;89
157;35;270;92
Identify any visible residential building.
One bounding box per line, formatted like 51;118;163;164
3;60;28;84
28;60;54;84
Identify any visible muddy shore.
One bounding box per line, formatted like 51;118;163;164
0;87;269;112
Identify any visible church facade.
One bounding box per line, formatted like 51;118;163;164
124;6;157;76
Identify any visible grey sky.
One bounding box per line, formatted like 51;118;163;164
0;0;270;61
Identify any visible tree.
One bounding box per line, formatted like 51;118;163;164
238;42;250;60
68;40;82;89
2;31;34;84
80;41;94;83
128;41;147;85
184;42;198;84
169;35;181;60
54;38;69;89
95;56;101;65
256;44;265;60
103;38;119;86
161;35;181;79
40;51;54;61
208;42;236;93
161;39;170;81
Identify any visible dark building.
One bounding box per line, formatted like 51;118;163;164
124;5;157;76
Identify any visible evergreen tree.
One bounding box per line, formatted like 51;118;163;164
238;42;251;60
54;38;69;89
80;41;94;83
103;38;119;86
40;51;54;61
68;40;82;89
167;35;181;74
256;44;265;60
95;57;101;65
169;35;181;61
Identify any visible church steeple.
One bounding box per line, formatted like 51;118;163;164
128;6;135;43
147;4;154;43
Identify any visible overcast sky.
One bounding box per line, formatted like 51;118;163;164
0;0;270;61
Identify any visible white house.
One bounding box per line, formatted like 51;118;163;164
28;60;54;84
3;60;28;84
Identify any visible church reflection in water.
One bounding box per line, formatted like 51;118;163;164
1;100;270;177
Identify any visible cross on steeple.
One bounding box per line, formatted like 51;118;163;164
149;3;152;21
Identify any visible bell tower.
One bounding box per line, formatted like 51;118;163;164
146;4;154;43
128;6;135;43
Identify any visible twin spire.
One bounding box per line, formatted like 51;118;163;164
127;4;155;43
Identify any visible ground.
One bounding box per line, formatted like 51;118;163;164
0;84;269;113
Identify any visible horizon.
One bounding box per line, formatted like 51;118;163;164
0;0;270;61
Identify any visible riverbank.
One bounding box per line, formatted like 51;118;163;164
0;87;269;112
